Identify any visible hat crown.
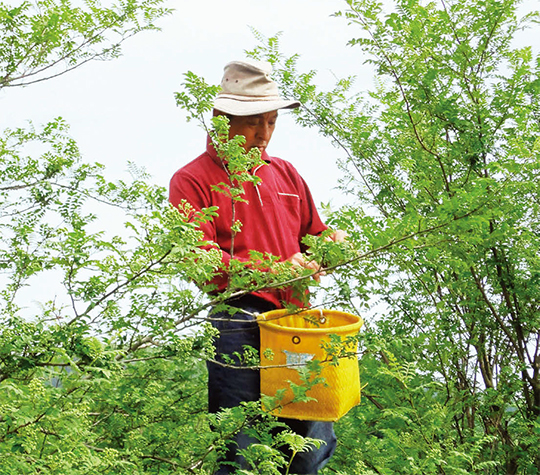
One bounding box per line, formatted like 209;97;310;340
213;59;300;116
220;60;279;98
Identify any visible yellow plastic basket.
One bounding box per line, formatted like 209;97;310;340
257;308;363;422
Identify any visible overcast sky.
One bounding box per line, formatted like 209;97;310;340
1;0;368;211
1;0;371;314
1;0;538;317
1;0;538;210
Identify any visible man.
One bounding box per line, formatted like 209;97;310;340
170;60;343;474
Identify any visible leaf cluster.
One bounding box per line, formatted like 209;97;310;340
248;0;540;472
0;0;171;88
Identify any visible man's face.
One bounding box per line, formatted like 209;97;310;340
228;111;278;154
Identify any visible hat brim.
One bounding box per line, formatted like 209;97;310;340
213;97;300;116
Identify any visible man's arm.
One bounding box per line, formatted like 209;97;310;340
283;163;348;280
170;168;274;292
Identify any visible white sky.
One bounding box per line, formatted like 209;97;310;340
1;0;537;209
1;0;537;318
1;0;370;316
1;0;366;211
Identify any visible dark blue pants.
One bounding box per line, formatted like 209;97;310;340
207;296;336;474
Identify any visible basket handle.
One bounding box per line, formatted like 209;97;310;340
318;308;326;324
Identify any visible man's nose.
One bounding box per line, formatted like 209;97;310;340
257;123;272;142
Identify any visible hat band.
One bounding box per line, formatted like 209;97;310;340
216;93;286;103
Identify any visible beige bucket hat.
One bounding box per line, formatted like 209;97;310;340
214;60;301;116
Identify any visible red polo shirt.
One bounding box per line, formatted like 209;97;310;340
169;138;327;307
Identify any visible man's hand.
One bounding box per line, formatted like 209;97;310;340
288;252;326;282
325;229;348;243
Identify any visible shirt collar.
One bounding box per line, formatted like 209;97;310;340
206;135;271;167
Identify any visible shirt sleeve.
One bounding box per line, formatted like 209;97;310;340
169;169;254;293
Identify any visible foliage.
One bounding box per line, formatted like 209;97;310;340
248;0;540;473
0;0;170;88
1;1;352;472
7;0;540;473
0;0;224;472
0;104;227;473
